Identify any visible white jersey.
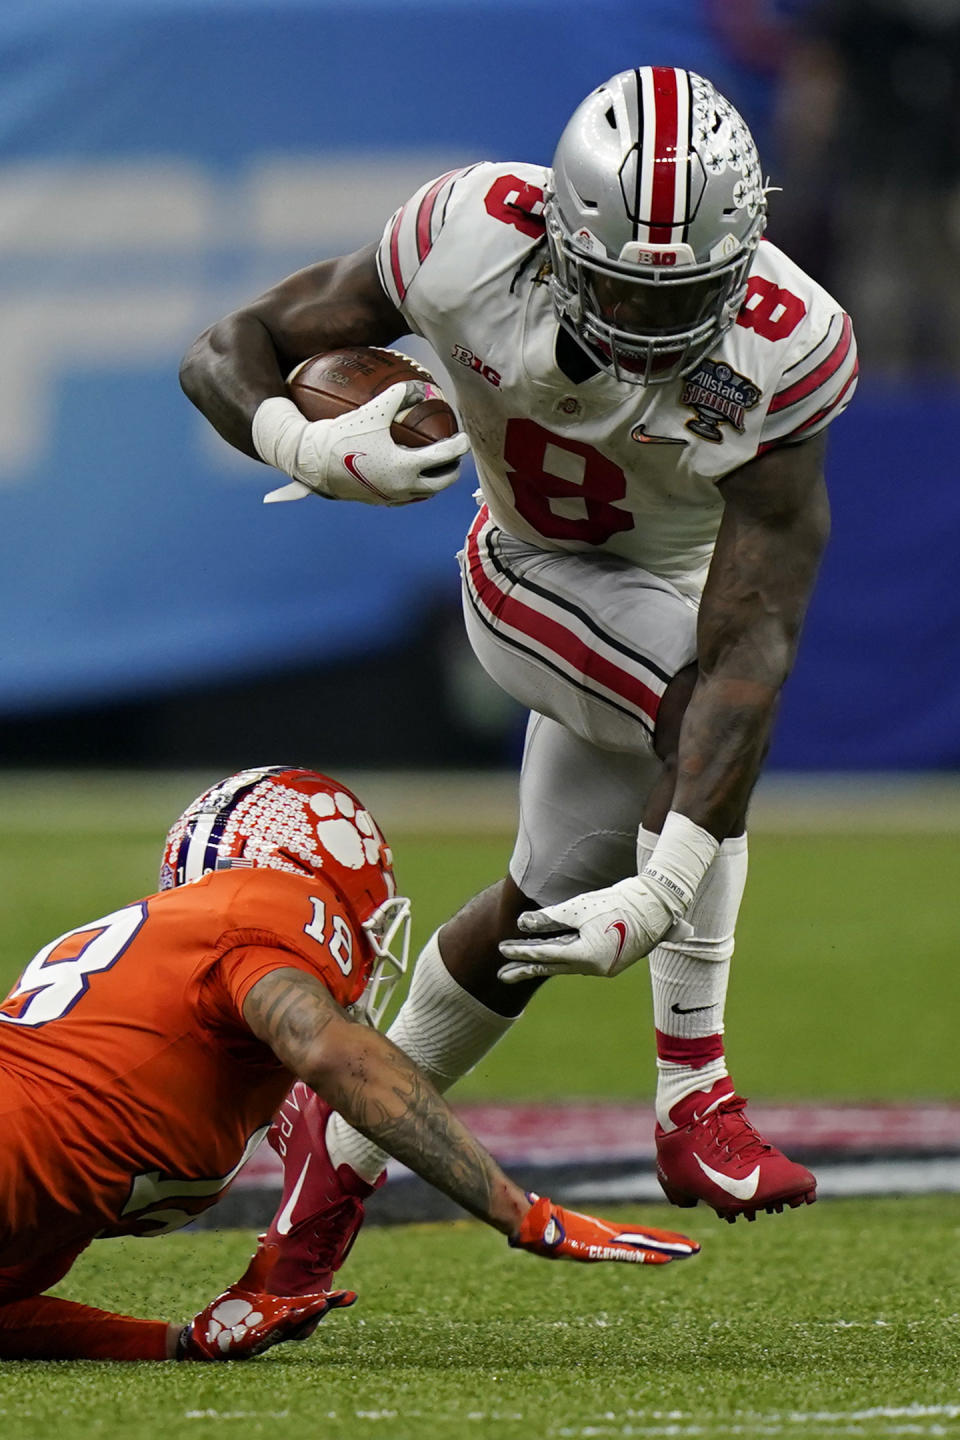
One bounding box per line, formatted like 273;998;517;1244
376;162;857;599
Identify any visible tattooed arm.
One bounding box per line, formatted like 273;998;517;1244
241;964;700;1271
242;966;529;1236
670;431;831;839
179;244;404;458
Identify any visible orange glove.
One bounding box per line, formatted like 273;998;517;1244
510;1195;700;1265
179;1282;356;1360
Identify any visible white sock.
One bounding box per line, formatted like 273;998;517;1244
654;1057;731;1128
642;830;749;1128
326;930;517;1182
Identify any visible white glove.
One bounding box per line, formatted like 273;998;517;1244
497;812;719;982
252;387;470;506
497;874;683;982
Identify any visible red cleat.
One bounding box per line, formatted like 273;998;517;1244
655;1080;817;1223
238;1084;384;1296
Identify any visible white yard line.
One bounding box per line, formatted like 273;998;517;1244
554;1406;960;1438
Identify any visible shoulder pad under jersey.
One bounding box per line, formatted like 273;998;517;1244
376;161;548;317
744;242;859;451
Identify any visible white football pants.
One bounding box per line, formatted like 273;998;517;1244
459;505;700;904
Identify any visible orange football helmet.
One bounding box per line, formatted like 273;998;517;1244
159;765;410;1027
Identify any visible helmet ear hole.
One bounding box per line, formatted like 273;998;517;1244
276;847;313;876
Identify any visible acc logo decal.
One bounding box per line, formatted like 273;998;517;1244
681;359;761;442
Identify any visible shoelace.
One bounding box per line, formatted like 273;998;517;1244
702;1095;774;1163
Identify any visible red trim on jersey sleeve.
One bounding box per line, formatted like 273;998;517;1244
415;169;460;263
757;358;860;454
788;357;860;438
380;166;478;309
768;314;853;414
387;207;408;302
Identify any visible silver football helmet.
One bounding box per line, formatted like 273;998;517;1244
545;67;767;385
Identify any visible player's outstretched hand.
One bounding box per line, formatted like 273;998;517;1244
179;1282;357;1360
510;1195;700;1265
254;389;470;506
498;875;691;983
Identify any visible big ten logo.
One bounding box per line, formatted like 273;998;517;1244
451;345;501;387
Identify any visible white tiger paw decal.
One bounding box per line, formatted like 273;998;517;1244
204;1297;266;1353
308;789;386;869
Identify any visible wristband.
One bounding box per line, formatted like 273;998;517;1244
252;396;315;479
640;811;719;915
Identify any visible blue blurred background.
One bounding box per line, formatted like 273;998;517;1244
1;0;958;772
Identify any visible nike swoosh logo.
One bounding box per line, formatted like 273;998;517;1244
605;920;628;962
631;424;688;445
693;1153;761;1200
670;1002;715;1015
342;452;388;501
275;1155;312;1236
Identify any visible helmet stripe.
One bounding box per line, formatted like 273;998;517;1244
643;66;688;243
180;809;219;884
676;69;693;242
176;768;283;885
648;67;679;241
631;67;644;241
637;67;658;241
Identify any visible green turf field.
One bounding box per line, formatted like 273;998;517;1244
1;1202;958;1440
0;786;954;1101
0;776;957;1438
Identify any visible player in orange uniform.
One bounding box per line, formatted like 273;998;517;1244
0;765;699;1362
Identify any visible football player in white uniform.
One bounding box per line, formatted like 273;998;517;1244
181;68;857;1293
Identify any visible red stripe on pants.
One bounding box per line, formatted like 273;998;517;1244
465;512;660;726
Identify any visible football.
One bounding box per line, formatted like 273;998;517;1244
286;347;458;448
